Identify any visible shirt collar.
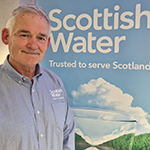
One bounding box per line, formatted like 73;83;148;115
2;55;42;84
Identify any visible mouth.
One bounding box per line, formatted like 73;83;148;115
21;50;40;55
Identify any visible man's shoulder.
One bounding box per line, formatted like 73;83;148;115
41;68;63;87
41;68;59;79
0;64;3;69
0;64;4;75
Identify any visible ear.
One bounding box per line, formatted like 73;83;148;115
1;28;10;45
47;37;51;49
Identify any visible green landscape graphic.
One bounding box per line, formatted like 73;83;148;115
72;108;138;150
75;133;150;150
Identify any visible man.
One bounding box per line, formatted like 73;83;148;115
0;5;75;150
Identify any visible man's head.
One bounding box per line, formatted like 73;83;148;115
1;5;51;71
6;5;51;37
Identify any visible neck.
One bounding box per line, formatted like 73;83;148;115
8;58;36;81
19;66;36;81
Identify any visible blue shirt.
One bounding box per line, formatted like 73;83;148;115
0;56;75;150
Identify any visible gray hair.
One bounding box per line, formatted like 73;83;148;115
6;4;51;37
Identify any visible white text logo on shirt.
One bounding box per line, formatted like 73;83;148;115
49;89;64;100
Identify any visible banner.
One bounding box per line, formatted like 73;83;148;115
37;0;150;149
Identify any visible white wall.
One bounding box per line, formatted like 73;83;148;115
0;0;36;64
20;0;36;5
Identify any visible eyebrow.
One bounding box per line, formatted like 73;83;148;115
16;30;48;38
16;30;30;34
38;33;48;38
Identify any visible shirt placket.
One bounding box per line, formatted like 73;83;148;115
31;79;46;150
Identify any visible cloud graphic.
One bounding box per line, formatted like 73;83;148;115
72;78;133;108
71;77;150;143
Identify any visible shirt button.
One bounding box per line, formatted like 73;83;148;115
19;80;22;84
40;134;44;138
32;89;35;92
37;110;40;114
23;77;26;81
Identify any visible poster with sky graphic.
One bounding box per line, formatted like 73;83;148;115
36;0;150;149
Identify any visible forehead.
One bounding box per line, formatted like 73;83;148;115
17;12;48;21
13;13;49;34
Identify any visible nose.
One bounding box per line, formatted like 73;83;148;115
27;37;38;50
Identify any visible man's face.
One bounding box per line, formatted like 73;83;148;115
3;13;50;68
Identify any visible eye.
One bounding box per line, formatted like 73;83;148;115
21;34;27;37
38;36;46;42
20;34;29;38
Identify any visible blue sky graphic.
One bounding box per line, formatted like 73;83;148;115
37;0;150;136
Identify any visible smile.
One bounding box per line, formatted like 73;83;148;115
21;50;40;55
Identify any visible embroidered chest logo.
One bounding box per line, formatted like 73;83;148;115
49;89;64;100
